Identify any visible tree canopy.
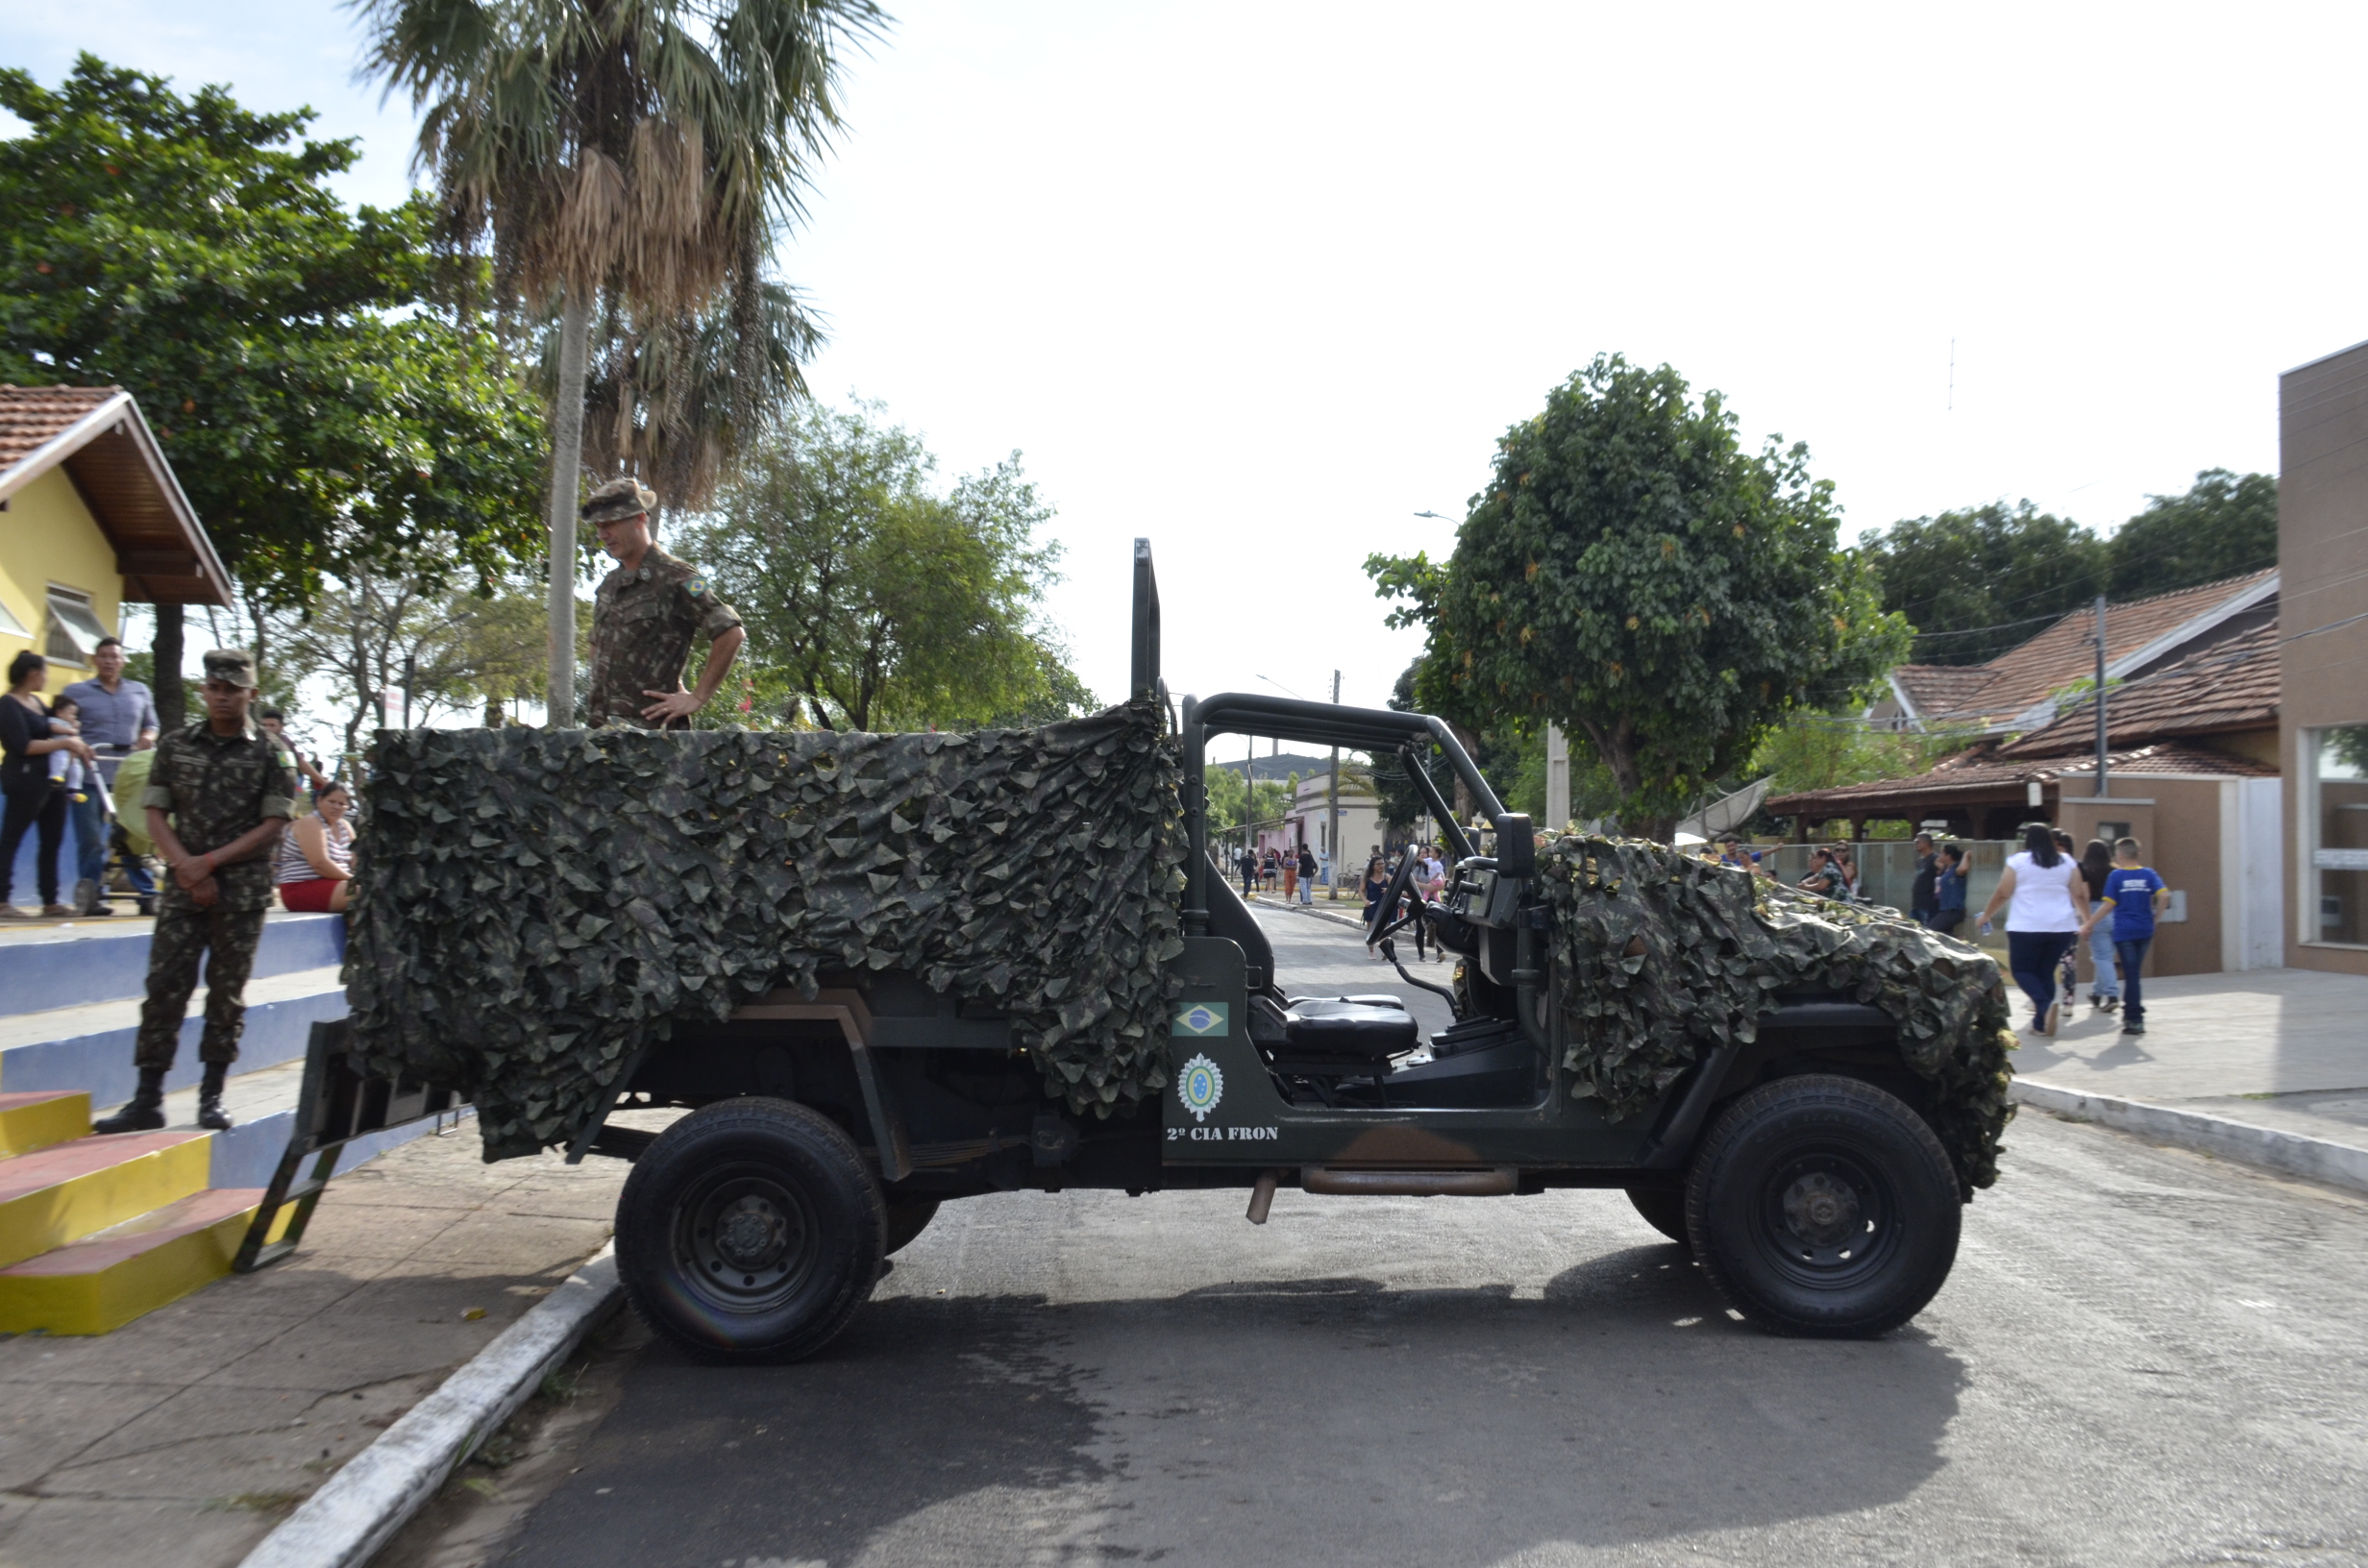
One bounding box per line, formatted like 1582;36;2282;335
677;401;1085;732
0;57;549;600
1369;355;1906;833
1862;471;2278;666
1860;501;2106;667
2108;468;2278;600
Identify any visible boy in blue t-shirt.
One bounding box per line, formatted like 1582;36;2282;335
2080;837;2167;1036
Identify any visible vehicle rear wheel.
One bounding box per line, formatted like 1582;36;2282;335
615;1097;884;1364
1624;1186;1690;1249
883;1194;940;1256
1685;1074;1960;1338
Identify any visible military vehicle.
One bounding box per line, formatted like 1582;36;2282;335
456;541;1979;1363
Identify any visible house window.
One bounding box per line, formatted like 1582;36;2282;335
43;585;108;669
0;594;28;640
2306;723;2368;947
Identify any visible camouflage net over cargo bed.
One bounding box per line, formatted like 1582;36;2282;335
345;704;1187;1161
1538;836;2015;1190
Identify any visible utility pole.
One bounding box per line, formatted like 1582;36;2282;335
2093;594;2109;798
1324;669;1342;898
1546;723;1570;831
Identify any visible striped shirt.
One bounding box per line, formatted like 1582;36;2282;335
273;815;355;885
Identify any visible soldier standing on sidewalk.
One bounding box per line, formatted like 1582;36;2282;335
582;478;745;729
94;650;295;1135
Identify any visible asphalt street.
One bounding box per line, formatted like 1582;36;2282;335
462;907;2368;1568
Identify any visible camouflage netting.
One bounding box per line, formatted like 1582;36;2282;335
1539;836;2015;1190
344;703;1187;1161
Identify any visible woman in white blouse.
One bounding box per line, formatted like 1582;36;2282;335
1976;822;2091;1036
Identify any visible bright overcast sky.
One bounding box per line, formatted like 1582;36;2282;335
11;2;2364;716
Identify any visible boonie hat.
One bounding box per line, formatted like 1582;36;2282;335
581;477;657;525
201;649;259;689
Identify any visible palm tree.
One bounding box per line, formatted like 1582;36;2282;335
359;0;882;721
576;281;822;523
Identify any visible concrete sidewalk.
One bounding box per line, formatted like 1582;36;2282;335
0;1121;638;1568
2011;967;2368;1151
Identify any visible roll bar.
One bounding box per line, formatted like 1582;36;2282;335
1130;538;1161;702
1180;691;1506;937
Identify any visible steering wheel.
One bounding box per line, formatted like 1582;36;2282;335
1363;844;1428;947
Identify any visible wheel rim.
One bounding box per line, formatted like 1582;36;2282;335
671;1163;821;1317
1750;1143;1900;1289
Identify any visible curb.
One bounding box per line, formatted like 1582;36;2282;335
239;1243;624;1568
2011;1079;2368;1198
1251;896;1369;933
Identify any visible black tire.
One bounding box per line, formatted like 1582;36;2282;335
1624;1186;1690;1249
615;1097;884;1364
883;1194;940;1256
1685;1074;1961;1338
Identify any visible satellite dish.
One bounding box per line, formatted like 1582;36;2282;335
1675;776;1771;841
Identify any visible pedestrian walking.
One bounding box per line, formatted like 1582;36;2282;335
2078;838;2121;1013
1237;844;1257;898
1296;844;1318;906
2082;838;2167;1037
1977;822;2091;1036
92;651;296;1135
1930;844;1967;937
1910;832;1939;927
0;651;94;919
583;478;746;728
60;636;159;914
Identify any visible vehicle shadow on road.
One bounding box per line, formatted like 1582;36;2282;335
500;1241;1966;1568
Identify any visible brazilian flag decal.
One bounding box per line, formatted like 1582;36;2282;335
1172;1002;1228;1037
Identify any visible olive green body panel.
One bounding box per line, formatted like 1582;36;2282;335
1158;937;1653;1169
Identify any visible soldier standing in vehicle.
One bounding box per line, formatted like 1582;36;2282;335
582;478;745;729
94;650;296;1135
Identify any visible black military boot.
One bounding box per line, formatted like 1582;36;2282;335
94;1069;167;1135
197;1064;234;1131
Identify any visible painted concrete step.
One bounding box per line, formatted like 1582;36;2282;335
0;1187;294;1335
0;1090;89;1158
0;964;347;1110
0;1129;212;1268
0;911;345;1015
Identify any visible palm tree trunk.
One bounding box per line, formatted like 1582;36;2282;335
545;289;594;725
153;602;184;732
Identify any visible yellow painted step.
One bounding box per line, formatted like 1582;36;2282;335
0;1131;212;1268
0;1188;295;1335
0;1091;90;1158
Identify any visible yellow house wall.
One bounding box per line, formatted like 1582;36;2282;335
0;467;123;677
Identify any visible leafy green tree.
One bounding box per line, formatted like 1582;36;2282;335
1860;501;2107;666
2108;469;2278;599
0;59;549;603
359;0;882;720
1369;355;1906;836
678;402;1078;732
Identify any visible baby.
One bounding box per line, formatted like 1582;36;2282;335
46;697;91;797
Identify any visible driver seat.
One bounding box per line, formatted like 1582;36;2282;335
1274;995;1419;1071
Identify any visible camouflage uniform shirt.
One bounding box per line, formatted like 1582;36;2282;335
139;722;298;911
587;546;742;727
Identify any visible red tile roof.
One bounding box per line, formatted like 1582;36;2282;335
1890;569;2278;729
1767;741;2275;818
0;385;124;474
1996;621;2279;758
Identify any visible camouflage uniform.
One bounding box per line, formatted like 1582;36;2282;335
135;705;297;1071
586;543;742;729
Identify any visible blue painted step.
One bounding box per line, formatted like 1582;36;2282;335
0;968;348;1112
0;914;345;1015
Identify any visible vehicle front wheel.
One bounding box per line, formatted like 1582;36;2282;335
616;1097;884;1363
1686;1074;1961;1338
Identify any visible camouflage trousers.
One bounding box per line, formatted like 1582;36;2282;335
134;901;270;1070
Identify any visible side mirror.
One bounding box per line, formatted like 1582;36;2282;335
1492;814;1535;879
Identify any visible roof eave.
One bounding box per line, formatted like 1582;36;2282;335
0;393;234;607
